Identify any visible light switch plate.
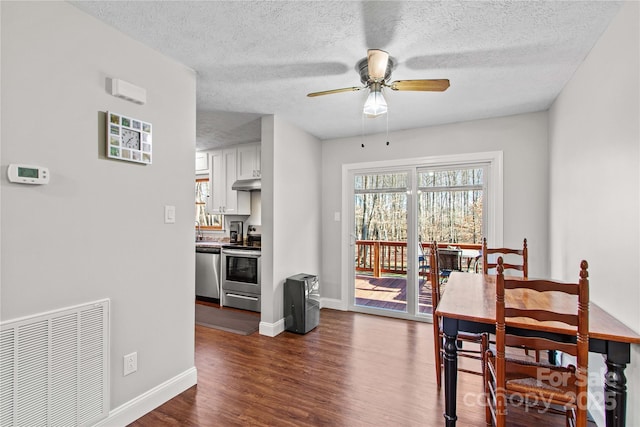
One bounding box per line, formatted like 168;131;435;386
164;205;176;223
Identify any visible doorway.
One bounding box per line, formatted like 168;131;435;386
344;152;502;321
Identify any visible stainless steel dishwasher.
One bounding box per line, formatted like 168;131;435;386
195;246;221;300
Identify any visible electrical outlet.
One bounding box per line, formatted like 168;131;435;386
123;352;137;376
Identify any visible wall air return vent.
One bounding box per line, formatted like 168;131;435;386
0;299;109;426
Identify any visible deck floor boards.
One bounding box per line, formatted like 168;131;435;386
355;274;433;314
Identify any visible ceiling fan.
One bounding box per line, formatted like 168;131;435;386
307;49;450;117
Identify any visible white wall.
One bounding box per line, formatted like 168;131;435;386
549;2;639;425
260;115;322;331
321;112;549;301
1;1;196;422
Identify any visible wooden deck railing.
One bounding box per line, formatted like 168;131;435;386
355;240;481;278
356;240;408;276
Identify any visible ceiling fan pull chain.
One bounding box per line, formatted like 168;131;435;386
386;109;390;146
361;112;365;148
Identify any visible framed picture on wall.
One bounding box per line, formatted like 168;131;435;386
106;111;152;164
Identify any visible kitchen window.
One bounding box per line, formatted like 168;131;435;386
196;178;222;230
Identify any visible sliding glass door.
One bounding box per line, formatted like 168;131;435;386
345;154;496;321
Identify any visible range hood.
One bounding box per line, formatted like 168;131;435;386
232;178;261;191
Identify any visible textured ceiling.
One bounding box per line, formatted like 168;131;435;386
70;1;622;150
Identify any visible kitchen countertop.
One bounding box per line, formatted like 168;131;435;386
195;240;259;249
195;240;226;248
195;241;224;253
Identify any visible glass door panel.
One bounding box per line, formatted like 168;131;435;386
352;172;408;314
416;166;485;315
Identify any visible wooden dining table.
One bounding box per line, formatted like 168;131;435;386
435;271;640;427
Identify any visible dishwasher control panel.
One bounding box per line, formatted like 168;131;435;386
196;246;221;253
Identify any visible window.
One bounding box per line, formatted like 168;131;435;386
196;178;222;230
354;172;408;242
417;166;485;244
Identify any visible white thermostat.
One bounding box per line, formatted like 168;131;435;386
7;164;50;184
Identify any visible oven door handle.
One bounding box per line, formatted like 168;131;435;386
222;249;261;258
225;293;259;301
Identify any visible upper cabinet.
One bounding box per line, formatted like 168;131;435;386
195;151;208;174
209;148;250;215
236;143;261;180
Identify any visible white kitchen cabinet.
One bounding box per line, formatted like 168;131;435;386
195;152;208;174
209;148;250;215
236;143;261;180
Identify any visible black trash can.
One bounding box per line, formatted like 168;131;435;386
284;273;319;334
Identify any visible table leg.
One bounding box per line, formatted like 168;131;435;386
604;341;630;427
442;318;459;426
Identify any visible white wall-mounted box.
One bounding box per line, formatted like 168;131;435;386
110;78;146;105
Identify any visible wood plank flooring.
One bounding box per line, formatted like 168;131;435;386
128;308;595;427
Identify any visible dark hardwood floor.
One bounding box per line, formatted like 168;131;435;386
128;308;595;426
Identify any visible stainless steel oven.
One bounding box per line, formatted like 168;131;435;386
221;246;261;312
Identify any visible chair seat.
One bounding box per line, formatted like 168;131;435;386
506;376;576;405
487;354;578;406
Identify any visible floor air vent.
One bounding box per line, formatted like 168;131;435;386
1;299;109;426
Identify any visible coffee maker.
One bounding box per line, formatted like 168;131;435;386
229;221;243;244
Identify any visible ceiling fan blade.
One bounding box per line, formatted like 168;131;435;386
367;49;389;81
307;87;363;97
387;79;450;92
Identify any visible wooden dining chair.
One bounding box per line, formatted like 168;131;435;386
482;237;539;361
430;241;488;389
438;247;462;281
482;237;528;277
484;257;589;427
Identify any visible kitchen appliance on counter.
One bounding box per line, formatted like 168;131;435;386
221;246;261;312
284;274;319;334
247;225;261;247
196;245;221;301
229;220;243;244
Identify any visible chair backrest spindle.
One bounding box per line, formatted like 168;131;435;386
429;241;442;309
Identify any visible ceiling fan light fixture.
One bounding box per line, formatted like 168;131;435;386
363;84;387;117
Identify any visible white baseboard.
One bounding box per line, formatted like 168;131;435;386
257;298;345;337
320;297;347;311
259;318;285;337
94;367;197;427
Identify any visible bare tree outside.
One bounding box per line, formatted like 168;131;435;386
354;167;484;244
353;165;486;314
417;168;483;244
